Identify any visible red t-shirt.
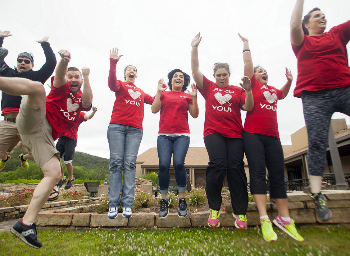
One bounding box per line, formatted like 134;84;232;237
158;91;193;133
198;75;246;138
62;112;86;140
46;77;92;141
292;20;350;97
244;75;283;139
108;59;154;129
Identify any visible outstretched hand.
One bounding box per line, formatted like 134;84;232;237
0;31;11;38
240;76;251;90
37;36;49;44
157;79;167;92
188;83;197;97
191;33;202;47
58;49;71;63
110;48;123;61
92;106;97;112
285;67;293;82
238;33;248;42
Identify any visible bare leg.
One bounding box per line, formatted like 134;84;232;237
274;198;290;217
65;162;73;180
0;77;45;109
0;152;8;161
22;156;61;224
254;194;268;216
23;154;34;161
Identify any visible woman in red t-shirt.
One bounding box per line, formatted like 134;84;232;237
151;69;199;218
191;33;253;229
291;0;350;222
239;34;303;242
107;48;154;219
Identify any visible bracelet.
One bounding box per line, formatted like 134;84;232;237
243;49;250;53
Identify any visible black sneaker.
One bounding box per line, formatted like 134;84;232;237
0;47;8;63
311;193;332;221
10;220;42;249
159;198;171;218
64;177;75;189
178;198;187;217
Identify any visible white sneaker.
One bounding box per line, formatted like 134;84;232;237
108;207;118;219
122;207;132;218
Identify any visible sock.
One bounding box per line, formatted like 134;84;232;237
260;215;269;220
3;156;9;162
281;216;291;223
20;155;25;161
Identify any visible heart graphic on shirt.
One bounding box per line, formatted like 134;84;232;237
214;92;232;105
67;98;79;112
263;91;277;104
128;89;141;100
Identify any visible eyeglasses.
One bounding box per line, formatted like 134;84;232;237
17;58;31;64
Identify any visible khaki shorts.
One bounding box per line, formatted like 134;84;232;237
0;120;21;153
16;101;59;168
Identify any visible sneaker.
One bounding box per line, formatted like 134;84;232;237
273;215;304;242
108;207;118;219
0;47;8;63
261;218;277;242
64;177;75;190
10;220;42;249
311;193;332;221
56;177;67;189
208;209;220;227
18;154;29;169
233;214;247;229
159;198;171;218
0;155;10;171
178;198;187;217
122;207;132;218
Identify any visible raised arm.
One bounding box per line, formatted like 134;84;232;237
151;79;166;114
81;67;93;109
290;0;305;46
84;106;97;120
53;50;70;89
108;47;123;92
188;83;199;118
0;31;11;47
240;76;254;111
280;68;293;99
0;31;12;74
36;36;57;82
238;34;253;79
191;33;204;90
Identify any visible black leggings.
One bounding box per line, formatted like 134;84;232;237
243;131;287;199
204;133;248;214
302;87;350;176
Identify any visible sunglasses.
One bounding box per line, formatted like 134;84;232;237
17;58;31;64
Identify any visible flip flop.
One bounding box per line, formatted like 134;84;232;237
47;187;59;201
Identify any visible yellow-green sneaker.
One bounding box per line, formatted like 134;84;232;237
18;154;29;169
273;215;304;242
0;155;10;171
261;218;277;242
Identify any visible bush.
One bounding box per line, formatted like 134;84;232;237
156;191;176;208
60;190;84;201
187;187;206;206
3;178;41;183
133;188;155;209
0;188;33;207
137;172;158;186
227;191;256;203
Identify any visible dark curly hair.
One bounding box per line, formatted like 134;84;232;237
302;7;321;35
167;69;190;92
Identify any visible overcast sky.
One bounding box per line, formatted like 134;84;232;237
1;0;350;159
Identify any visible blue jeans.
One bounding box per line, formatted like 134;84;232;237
107;124;143;208
157;135;190;195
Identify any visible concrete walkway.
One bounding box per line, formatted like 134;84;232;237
0;218;19;232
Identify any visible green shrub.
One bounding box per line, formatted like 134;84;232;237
137;172;158;186
60;190;84;201
0;188;33;207
3;178;41;183
156;191;176;208
187;187;206;206
133;189;155;209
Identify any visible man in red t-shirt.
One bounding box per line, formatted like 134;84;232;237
56;107;97;189
0;47;93;248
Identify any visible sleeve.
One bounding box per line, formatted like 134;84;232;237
108;58;122;92
197;75;210;99
291;34;307;56
0;37;14;76
331;20;350;44
36;42;57;84
0;37;3;47
276;88;284;100
186;94;193;105
144;93;155;105
251;74;257;89
48;76;69;97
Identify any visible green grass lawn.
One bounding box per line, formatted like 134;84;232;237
1;225;349;255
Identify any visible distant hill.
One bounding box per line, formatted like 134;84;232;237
0;149;110;182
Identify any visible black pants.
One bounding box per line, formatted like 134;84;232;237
204;133;248;214
243;131;287;199
56;136;77;162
